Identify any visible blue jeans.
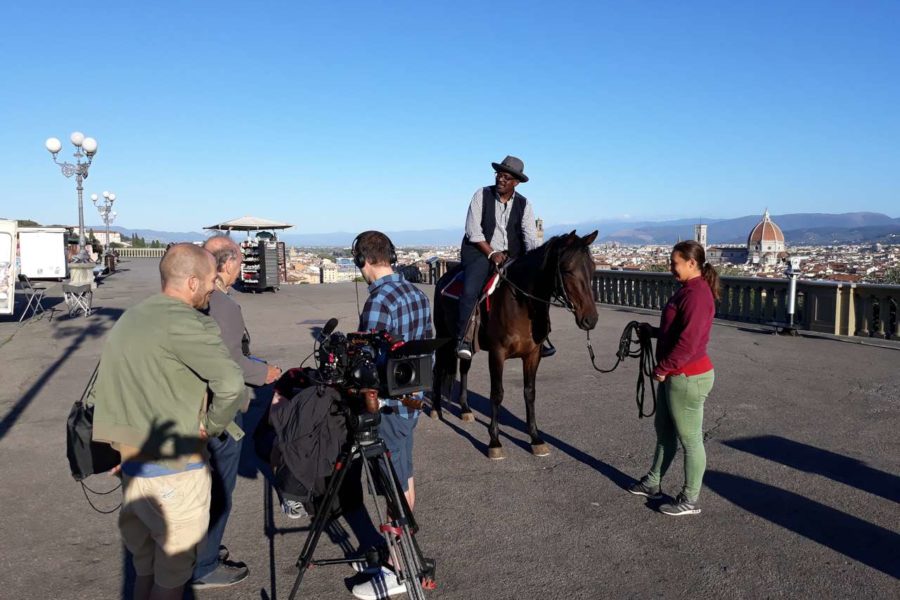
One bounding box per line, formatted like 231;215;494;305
457;245;491;338
193;412;243;580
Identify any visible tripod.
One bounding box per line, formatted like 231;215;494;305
288;426;436;600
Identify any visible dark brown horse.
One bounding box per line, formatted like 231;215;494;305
432;231;599;459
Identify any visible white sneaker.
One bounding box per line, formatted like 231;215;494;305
281;499;307;519
351;566;407;600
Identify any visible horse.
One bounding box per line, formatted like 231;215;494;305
431;231;599;459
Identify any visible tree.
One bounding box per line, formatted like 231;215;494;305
883;268;900;285
16;219;40;227
149;240;163;249
643;263;669;272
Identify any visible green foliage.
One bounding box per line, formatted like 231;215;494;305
716;265;746;277
149;240;163;248
16;219;41;227
883;268;900;285
643;263;669;272
130;233;148;248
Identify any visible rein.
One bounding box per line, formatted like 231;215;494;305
586;321;657;418
494;256;574;313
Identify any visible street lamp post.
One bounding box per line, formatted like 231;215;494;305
45;132;99;252
91;191;117;257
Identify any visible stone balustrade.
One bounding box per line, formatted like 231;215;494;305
117;247;166;258
423;260;898;341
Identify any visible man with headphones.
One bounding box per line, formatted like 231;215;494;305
351;230;432;599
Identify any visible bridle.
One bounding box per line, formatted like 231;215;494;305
494;246;580;314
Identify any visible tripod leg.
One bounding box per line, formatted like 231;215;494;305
288;445;357;600
362;444;433;600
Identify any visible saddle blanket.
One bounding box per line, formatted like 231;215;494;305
441;270;500;303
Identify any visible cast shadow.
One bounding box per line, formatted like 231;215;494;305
724;435;900;504
705;470;900;578
117;422;205;599
0;306;124;441
436;383;632;488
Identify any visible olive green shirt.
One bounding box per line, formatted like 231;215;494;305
91;293;246;466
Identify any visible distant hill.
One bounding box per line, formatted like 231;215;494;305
80;212;899;247
86;226;207;244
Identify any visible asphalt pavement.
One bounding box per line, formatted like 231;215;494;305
0;258;897;599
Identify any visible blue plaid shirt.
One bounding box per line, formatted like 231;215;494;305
358;273;432;418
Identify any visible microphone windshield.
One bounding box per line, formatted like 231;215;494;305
321;318;339;338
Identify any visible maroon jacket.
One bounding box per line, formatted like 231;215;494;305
654;276;715;377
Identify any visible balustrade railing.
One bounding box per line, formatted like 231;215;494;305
417;261;900;341
116;247;166;258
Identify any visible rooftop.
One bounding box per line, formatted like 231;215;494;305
1;259;898;598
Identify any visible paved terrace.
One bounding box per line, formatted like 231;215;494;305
1;259;898;600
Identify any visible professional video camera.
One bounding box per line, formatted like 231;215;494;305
281;317;442;600
315;317;438;398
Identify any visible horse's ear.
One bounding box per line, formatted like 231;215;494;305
581;230;598;246
568;229;577;238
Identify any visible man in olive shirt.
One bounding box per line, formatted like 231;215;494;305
92;244;246;600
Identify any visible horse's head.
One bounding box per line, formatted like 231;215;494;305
551;230;599;330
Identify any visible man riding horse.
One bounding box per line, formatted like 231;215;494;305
456;155;555;360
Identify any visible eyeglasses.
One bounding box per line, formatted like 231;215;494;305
494;172;516;182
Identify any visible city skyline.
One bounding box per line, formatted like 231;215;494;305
2;1;898;233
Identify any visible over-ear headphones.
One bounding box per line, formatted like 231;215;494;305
351;231;397;269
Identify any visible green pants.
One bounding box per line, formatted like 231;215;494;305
644;370;715;501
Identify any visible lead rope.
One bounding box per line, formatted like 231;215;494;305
586;321;657;418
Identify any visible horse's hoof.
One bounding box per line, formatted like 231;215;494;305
460;412;475;423
487;447;506;460
531;443;551;457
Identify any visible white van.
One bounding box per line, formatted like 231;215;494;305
0;219;16;315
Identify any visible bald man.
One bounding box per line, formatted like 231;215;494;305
92;243;246;600
191;235;282;588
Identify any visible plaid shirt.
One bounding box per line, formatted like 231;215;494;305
358;273;433;418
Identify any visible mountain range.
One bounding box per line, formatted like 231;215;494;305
88;212;900;247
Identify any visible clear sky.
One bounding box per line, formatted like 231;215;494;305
1;1;897;234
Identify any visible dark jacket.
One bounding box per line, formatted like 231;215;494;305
270;385;346;497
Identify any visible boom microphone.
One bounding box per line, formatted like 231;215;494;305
320;318;339;339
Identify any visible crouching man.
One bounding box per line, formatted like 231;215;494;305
92;244;246;600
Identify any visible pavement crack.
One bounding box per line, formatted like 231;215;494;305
703;407;727;442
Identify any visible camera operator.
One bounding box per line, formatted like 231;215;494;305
351;230;432;599
191;235;283;588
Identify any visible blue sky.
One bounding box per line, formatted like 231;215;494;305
1;1;897;234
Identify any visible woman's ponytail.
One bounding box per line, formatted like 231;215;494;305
701;262;720;301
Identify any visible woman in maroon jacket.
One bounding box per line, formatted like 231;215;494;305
629;240;719;516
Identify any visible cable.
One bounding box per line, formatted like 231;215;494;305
586;321;657;418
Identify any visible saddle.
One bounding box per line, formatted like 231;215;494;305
441;259;513;313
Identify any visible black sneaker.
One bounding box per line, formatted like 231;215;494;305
627;478;662;500
192;562;250;588
659;492;701;516
457;341;473;360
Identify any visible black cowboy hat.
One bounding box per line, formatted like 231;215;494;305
491;155;529;183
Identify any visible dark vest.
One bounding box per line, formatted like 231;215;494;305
463;186;528;258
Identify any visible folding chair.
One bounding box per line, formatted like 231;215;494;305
18;274;47;323
63;283;93;318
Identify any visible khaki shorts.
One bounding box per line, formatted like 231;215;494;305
119;466;211;588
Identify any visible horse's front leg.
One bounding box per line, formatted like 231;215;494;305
458;357;474;422
523;350;549;456
487;350;506;460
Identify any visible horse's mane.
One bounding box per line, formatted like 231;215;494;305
507;235;564;278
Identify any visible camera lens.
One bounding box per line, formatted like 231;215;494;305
392;361;416;386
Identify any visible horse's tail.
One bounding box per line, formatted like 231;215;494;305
432;270;460;406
